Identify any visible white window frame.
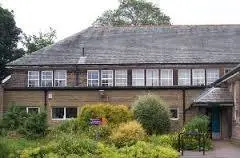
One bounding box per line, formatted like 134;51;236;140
87;70;99;87
160;69;173;86
115;70;128;86
28;71;39;87
206;69;219;85
51;107;78;120
132;69;145;86
26;107;40;114
101;70;113;87
178;69;191;86
170;108;179;120
54;70;67;87
146;69;159;86
192;69;205;86
41;71;53;87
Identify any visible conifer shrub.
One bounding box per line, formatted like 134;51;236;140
133;94;170;134
110;121;146;148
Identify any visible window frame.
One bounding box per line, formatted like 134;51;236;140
26;107;40;114
178;69;191;86
51;107;78;120
54;70;67;87
132;69;145;86
160;69;173;86
101;70;113;87
146;69;159;86
41;71;53;87
115;70;128;86
28;71;39;87
192;69;205;86
87;70;99;87
169;108;179;120
206;69;219;85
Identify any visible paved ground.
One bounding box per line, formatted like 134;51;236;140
181;141;240;158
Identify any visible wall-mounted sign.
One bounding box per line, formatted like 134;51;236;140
90;118;108;126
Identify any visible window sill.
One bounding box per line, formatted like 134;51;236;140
170;118;179;121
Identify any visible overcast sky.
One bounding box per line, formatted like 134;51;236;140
1;0;240;40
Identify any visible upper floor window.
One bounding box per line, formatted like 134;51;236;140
54;70;67;87
160;69;173;86
101;70;113;87
132;69;145;86
206;69;219;85
28;71;39;87
41;71;53;87
178;69;191;86
115;70;127;86
146;69;159;86
192;69;205;86
87;70;99;87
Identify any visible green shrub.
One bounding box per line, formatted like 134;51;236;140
0;139;10;158
87;125;112;141
96;143;124;158
56;119;84;133
80;103;133;126
149;134;179;149
184;115;209;133
19;112;48;139
133;94;170;134
120;141;179;158
110;121;146;148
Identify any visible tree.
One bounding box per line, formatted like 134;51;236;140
21;27;56;54
0;7;24;80
93;0;171;26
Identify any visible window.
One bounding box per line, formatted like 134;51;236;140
170;108;179;120
26;107;40;114
87;70;99;87
192;69;205;86
115;70;127;86
41;71;53;87
54;70;67;87
28;71;39;87
101;70;113;86
206;69;219;85
178;69;191;86
160;69;173;86
146;69;159;86
224;68;232;75
132;69;145;86
52;107;78;120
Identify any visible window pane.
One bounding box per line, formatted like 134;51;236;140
27;107;39;114
132;69;145;86
178;69;191;86
146;69;159;86
52;108;64;119
54;70;67;87
66;108;77;118
160;69;173;86
192;69;205;86
170;109;178;119
41;71;53;87
87;70;99;87
206;69;219;85
115;70;127;86
28;71;39;87
101;70;113;87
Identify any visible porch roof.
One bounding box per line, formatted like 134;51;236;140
193;87;234;106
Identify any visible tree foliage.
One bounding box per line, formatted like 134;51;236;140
94;0;171;26
0;7;24;80
21;27;56;54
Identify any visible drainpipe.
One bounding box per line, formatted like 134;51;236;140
0;85;4;119
44;89;48;110
182;89;186;124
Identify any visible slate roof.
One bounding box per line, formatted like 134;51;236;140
8;25;240;66
193;87;233;104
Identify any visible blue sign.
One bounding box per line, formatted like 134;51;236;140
90;118;101;125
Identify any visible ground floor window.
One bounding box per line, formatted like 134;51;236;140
52;107;78;120
26;107;40;114
170;108;179;120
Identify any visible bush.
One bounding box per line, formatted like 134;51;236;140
184;115;209;133
80;103;133;126
133;94;170;134
0;139;10;158
149;134;179;149
87;125;112;141
110;121;146;148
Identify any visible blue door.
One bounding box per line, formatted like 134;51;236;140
212;106;220;139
